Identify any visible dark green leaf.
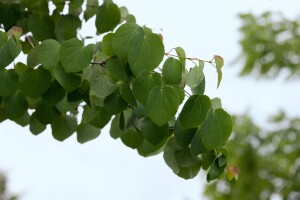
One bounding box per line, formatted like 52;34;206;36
178;95;211;128
53;64;81;92
191;77;205;95
162;57;182;84
3;93;28;120
107;57;129;81
121;128;143;149
0;36;22;68
27;47;39;68
89;107;112;128
28;14;55;41
118;81;137;106
35;102;60;125
51;115;77;141
95;2;120;34
132;70;161;104
41;80;66;105
0;69;18;97
207;156;227;182
174;120;198;147
18;67;52;98
103;92;128;114
201;151;216;170
137;138;167;157
141;118;169;145
145;86;179;127
77;123;101;144
29;112;46;135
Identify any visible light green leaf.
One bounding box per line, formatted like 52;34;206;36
60;38;95;73
178;95;211;128
0;69;18;97
107;57;129;81
145;85;179;127
186;66;204;88
128;32;164;75
112;22;141;59
162;57;182;84
90;66;116;98
95;2;120;34
211;97;222;110
191;108;232;154
36;39;60;69
217;69;222;89
171;85;185;105
141;118;169;145
18;67;52;98
28;14;55;41
214;55;224;70
77;123;101;144
101;33;115;56
51;115;77;141
175;47;186;68
84;0;98;21
132;70;161;104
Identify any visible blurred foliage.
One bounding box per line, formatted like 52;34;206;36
204;112;300;200
0;172;18;200
238;12;300;77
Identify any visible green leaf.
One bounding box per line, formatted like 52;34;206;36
35;102;60;125
175;47;186;68
214;55;224;70
132;70;161;104
217;69;222;89
84;0;98;21
211;97;222;110
0;32;8;48
0;69;18;97
201;151;216;170
110;114;123;139
174;120;198;147
77;123;101;144
60;38;95;73
27;47;39;68
141;118;169;145
121;128;143;149
128;31;164;75
3;93;28;120
101;33;115;56
55;15;81;41
28;14;55;41
18;67;52;98
191;108;232;154
107;57;129;81
112;23;141;59
36;39;60;69
118;81;137;106
162;57;182;84
0;36;22;68
191;77;205;95
13;111;30;127
89;107;112;128
53;64;81;92
146;86;179;127
171;85;185;105
7;26;22;39
137;138;167;157
186;66;204;88
95;2;120;34
29;113;46;135
178;95;211;128
207;156;227;182
51;115;77;141
103;92;128;114
163;137;201;179
41;80;66;105
90;67;116;98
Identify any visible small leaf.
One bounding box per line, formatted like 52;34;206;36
191;77;205;95
217;69;222;89
145;86;179;127
211;97;222;110
162;57;182;84
214;55;224;70
53;64;81;92
175;47;186;68
29;113;46;135
60;38;95;73
101;33;115;56
0;36;22;68
90;67;116;98
118;81;137;106
7;26;22;39
174;120;197;147
207;156;227;182
95;2;120;34
77;123;101;144
226;164;240;181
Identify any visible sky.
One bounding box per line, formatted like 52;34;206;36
0;0;300;200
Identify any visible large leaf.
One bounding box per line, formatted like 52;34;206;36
53;64;81;92
103;92;128;114
175;47;186;68
77;123;101;144
112;23;141;59
0;36;22;68
174;120;198;147
28;14;55;41
41;80;66;105
128;31;164;75
3;93;28;120
18;67;52;98
36;39;60;69
0;69;18;97
186;66;204;88
90;66;116;98
162;57;182;84
145;85;179;127
132;70;161;104
51;114;77;141
178;95;211;128
107;57;129;81
141;118;169;145
60;38;95;73
95;2;120;34
191;108;232;154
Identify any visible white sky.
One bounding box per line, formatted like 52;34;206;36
0;1;299;200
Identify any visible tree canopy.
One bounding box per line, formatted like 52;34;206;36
0;0;233;181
